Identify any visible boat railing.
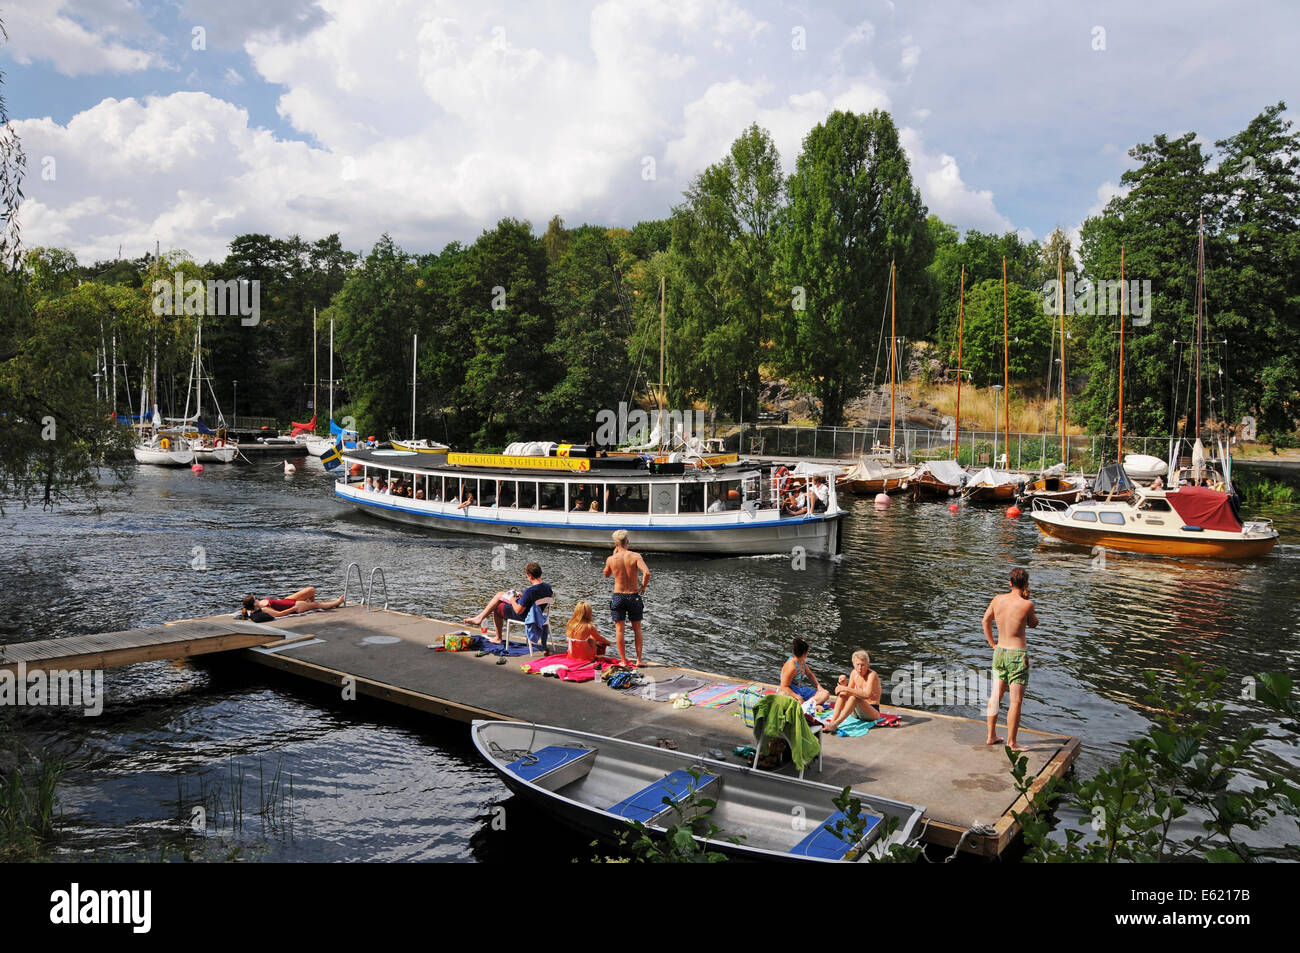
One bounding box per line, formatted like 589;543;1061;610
366;567;389;612
1031;497;1069;513
342;562;365;606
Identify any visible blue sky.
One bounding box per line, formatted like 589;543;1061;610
4;0;1296;264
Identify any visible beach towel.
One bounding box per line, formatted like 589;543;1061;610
752;694;821;772
696;686;746;710
629;674;710;702
521;652;574;674
823;713;902;737
686;683;742;707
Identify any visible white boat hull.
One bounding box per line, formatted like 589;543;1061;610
194;445;237;463
334;481;844;556
133;444;194;466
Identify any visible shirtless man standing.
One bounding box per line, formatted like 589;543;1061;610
603;530;650;667
982;567;1038;751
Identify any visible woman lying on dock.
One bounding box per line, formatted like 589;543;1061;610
240;588;346;622
821;650;883;733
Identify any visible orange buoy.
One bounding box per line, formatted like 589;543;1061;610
948;503;959;514
1006;505;1022;519
349;463;363;476
191;463;204;474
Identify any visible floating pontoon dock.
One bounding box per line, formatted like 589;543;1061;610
191;604;1078;858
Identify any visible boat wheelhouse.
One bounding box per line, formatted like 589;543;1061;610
333;446;844;556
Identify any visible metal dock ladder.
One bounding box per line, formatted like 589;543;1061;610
343;562;390;611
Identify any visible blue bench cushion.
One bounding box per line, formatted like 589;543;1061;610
607;769;718;823
790;809;882;859
507;745;594;783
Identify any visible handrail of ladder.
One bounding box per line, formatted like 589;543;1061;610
365;567;389;612
343;562;364;606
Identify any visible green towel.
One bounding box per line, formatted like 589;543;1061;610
753;694;821;771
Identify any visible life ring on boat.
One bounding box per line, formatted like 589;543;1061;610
214;438;225;448
775;465;791;496
160;438;170;450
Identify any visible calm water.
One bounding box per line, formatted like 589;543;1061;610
2;456;1297;861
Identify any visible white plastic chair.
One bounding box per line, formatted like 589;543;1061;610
505;597;553;657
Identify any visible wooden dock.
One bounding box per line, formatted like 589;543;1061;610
0;618;286;675
196;605;1080;858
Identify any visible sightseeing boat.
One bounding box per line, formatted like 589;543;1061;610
333;443;845;556
1030;485;1277;559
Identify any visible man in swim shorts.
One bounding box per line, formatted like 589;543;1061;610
982;566;1038;752
603;529;650;667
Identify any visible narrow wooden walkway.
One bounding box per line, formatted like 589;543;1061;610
0;618;284;674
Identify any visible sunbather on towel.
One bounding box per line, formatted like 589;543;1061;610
240;588;344;621
822;650;883;733
565;601;610;662
779;637;830;708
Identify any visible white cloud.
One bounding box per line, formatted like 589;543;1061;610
4;0;158;75
899;127;1017;234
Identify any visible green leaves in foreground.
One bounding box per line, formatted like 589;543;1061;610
1009;655;1298;862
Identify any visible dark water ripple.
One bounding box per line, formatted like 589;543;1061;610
2;461;1298;861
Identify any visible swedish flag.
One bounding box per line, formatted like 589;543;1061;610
320;438;343;471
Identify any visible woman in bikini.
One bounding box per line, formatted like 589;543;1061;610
778;637;830;707
564;601;610;662
240;587;345;620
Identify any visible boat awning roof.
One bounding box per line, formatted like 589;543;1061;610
966;467;1017;486
1166;487;1243;532
917;460;966;484
342;448;757;480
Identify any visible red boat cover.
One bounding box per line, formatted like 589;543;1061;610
289;414;316;437
1167;487;1242;532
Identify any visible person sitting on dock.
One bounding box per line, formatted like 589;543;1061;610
778;637;830;707
565;601;611;662
462;562;553;643
240;589;345;622
821;650;883;733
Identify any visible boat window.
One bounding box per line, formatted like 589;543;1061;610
1138;499;1172;512
538;482;564;510
650;483;676;515
569;482;592;511
1099;511;1126;525
445;476;461;503
490;480;511;507
518;481;537;509
610;484;649;514
434;475;445;502
679;483;704;513
708;479;743;512
1071;510;1098;522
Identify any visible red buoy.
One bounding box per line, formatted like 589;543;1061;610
948;503;959;514
191;463;204;474
1006;505;1022;519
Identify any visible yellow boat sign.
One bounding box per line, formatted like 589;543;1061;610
447;452;591;471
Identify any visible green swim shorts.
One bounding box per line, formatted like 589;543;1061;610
992;648;1029;687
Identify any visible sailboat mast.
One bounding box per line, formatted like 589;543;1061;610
1002;257;1009;450
329;319;334;425
1195;215;1204;439
1118;247;1125;461
411;333;418;441
196;314;203;422
659;274;666;453
954;266;964;460
313;308;318;433
1059;251;1067;467
889;260;897;454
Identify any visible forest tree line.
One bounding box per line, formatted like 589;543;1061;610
5;103;1299;501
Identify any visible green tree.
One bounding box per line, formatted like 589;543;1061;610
955;279;1052;388
667;123;784;420
774;109;933;425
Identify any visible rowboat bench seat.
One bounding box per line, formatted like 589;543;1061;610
606;769;720;826
506;745;596;791
790;809;883;860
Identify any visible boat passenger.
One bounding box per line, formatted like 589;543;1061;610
589;500;600;512
565;601;611;662
462;562;554;642
456;491;475;510
707;496;727;513
821;650;883;733
778;637;830;707
364;477;374;492
1150;475;1163;489
781;488;808;516
810;476;829;513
